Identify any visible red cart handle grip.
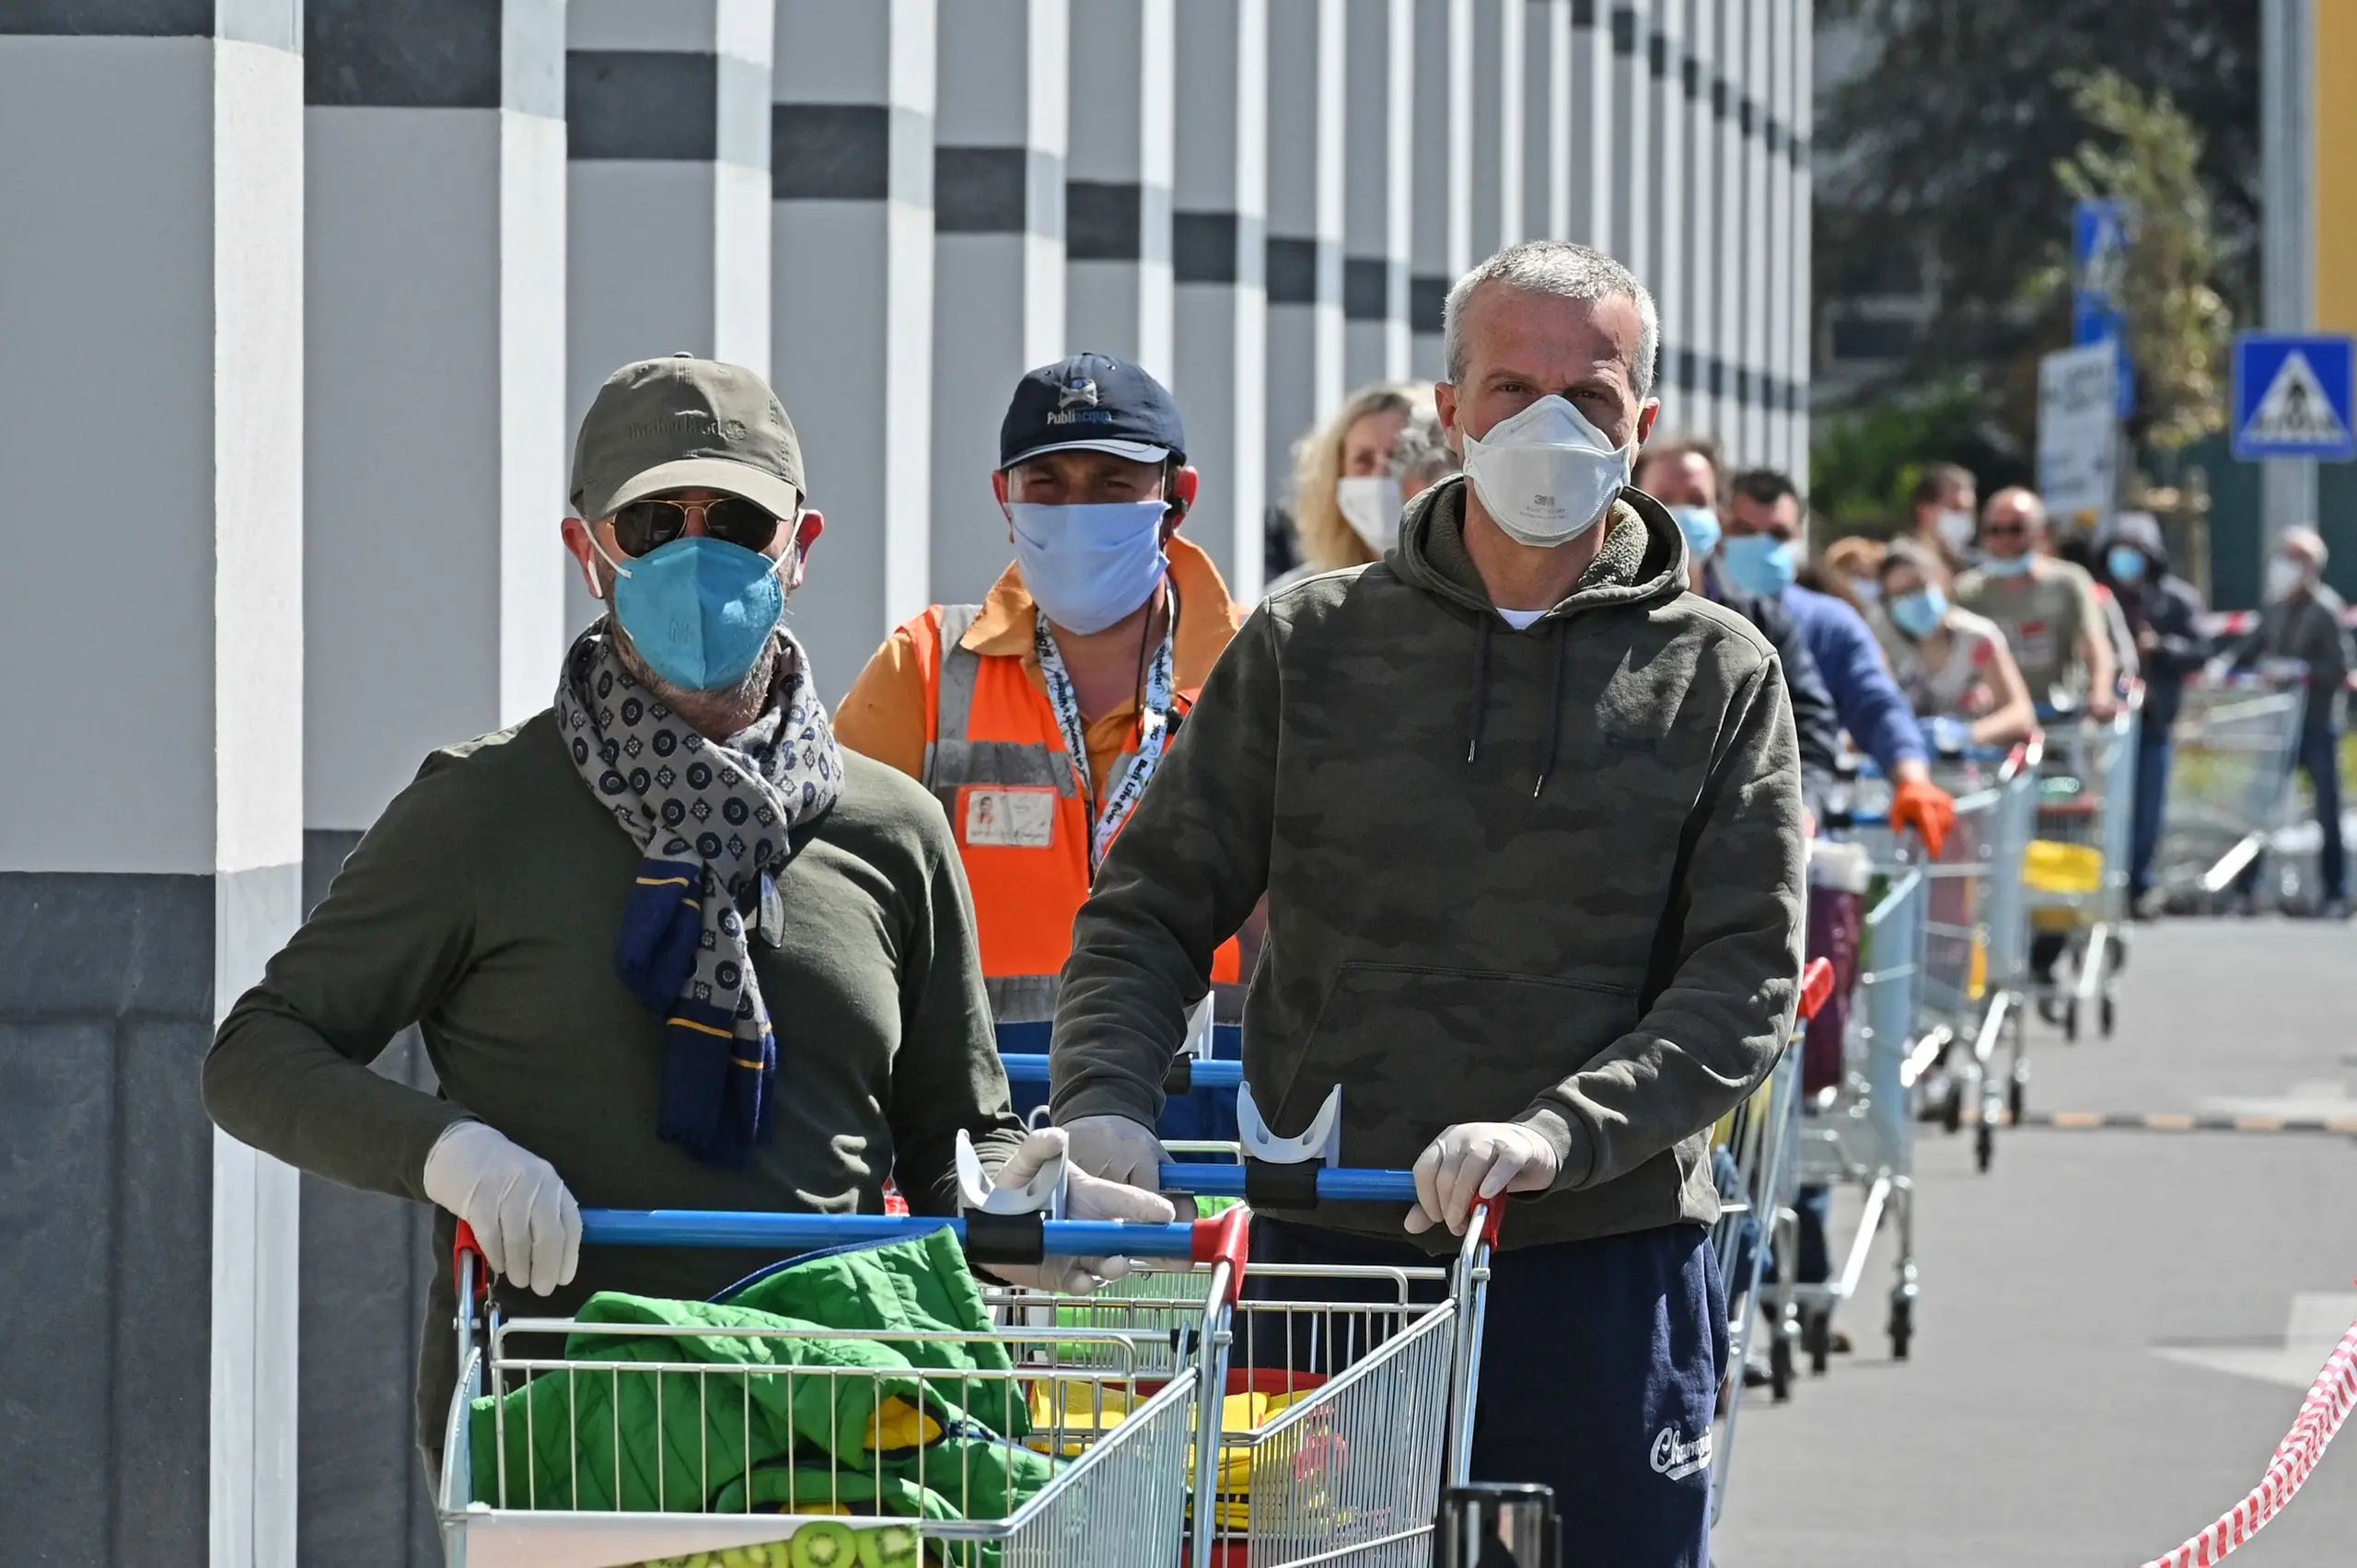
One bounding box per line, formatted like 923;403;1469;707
1189;1203;1253;1308
453;1220;492;1300
1796;957;1836;1024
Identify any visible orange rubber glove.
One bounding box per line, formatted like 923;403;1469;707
1891;775;1956;859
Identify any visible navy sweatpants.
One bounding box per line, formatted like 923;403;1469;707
1246;1218;1726;1568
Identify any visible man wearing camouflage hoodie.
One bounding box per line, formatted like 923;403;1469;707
1050;240;1805;1567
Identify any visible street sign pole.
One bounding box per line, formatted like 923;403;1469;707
2262;0;2317;558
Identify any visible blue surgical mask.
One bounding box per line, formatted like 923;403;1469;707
1668;505;1722;561
1888;587;1947;640
2107;544;2148;584
1980;552;2034;578
1006;499;1169;635
1721;533;1798;598
599;534;789;691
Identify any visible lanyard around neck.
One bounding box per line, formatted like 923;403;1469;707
1033;582;1178;874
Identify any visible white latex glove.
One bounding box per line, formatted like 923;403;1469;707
1059;1113;1165;1191
1406;1121;1562;1237
422;1120;582;1296
978;1128;1175;1294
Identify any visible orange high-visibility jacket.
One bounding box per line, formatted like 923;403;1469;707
907;602;1243;1026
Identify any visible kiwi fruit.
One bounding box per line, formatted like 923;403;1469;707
855;1523;923;1568
789;1520;860;1568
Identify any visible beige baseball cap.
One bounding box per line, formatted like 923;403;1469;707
569;354;805;522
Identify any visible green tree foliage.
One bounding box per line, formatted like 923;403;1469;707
2042;71;2234;451
1809;378;2031;534
1817;0;2258;454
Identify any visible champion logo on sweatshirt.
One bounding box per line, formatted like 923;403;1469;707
1649;1423;1712;1481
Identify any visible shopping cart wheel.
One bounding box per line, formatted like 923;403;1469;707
2063;999;2080;1042
2006;1075;2026;1127
1770;1333;1794;1401
1803;1309;1830;1376
2099;994;2116;1037
1889;1296;1913;1361
1974;1121;1994;1172
1939;1079;1963;1133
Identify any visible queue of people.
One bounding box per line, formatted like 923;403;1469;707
194;230;2352;1568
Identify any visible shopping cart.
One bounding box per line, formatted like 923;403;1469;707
437;1203;1248;1568
1707;957;1833;1520
998;1058;1502;1567
2154;672;2307;912
2024;699;2140;1040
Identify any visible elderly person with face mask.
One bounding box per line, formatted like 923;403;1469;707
2095;514;2209;915
2231;527;2351;918
1050;241;1806;1568
203;358;1164;1469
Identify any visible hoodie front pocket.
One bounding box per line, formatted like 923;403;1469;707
1271;962;1639;1174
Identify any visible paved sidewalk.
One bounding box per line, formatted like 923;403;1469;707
1712;918;2357;1567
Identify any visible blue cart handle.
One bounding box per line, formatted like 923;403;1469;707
566;1209;1221;1258
1157;1164;1418;1202
997;1051;1241;1092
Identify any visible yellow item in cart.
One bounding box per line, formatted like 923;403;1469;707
1025;1376;1326;1529
2025;840;2105;931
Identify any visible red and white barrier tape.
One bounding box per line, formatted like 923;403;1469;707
2141;1318;2357;1567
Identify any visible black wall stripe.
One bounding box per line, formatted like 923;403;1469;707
1648;30;1666;77
1174;211;1239;285
308;0;500;109
935;146;1030;234
1265;237;1319;305
1067;180;1144;260
1342;257;1391;321
772;103;889;202
1410;273;1449;335
0;0;209;34
1682;53;1700;98
1611;5;1635;55
568;52;717;162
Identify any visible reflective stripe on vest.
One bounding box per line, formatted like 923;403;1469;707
918;603;1241;1026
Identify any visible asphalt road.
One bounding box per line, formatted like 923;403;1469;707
1712;917;2357;1567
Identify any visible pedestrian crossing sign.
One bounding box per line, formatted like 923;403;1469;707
2232;332;2356;460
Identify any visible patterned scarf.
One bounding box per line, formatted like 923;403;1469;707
556;621;844;1166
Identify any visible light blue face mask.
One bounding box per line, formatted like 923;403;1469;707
1006;500;1169;635
2107;544;2147;584
1888;586;1947;640
601;534;789;691
1668;505;1722;562
1980;552;2034;578
1721;533;1798;598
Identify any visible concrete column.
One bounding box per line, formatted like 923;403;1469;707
1609;0;1651;284
1469;0;1523;256
929;0;1067;608
1172;0;1270;594
1680;0;1717;441
1567;0;1613;250
1522;0;1570;240
1739;0;1769;465
1763;0;1795;475
1714;0;1745;459
1342;0;1415;386
1649;0;1683;419
301;6;567;1561
1788;0;1812;468
772;0;936;694
0;10;304;1568
565;0;777;635
1410;0;1473;377
1266;0;1347;511
2262;0;2318;549
1066;0;1176;377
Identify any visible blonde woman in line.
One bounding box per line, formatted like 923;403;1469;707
1269;381;1436;593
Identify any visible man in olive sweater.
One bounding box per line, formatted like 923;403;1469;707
205;358;1160;1464
1051;244;1805;1568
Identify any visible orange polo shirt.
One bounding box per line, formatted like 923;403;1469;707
834;534;1246;792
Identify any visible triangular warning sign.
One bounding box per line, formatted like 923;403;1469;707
2247;350;2350;447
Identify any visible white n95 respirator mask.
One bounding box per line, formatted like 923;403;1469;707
1458;394;1633;548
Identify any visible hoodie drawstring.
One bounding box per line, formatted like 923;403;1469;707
1466;615;1567;796
1466;617;1493;762
1534;621;1567;798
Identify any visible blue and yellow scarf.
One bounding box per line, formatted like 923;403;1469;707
557;623;843;1166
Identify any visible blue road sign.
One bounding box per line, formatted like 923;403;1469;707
2073;199;2135;418
2232;333;2357;461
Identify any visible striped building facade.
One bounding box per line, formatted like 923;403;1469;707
0;4;1810;1563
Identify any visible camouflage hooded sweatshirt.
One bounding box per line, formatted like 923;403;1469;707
1050;476;1806;1249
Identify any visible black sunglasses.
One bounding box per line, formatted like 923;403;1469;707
611;494;784;557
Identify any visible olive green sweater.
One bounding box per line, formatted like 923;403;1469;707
203;710;1024;1446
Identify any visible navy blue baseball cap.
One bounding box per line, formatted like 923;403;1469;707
999;352;1188;470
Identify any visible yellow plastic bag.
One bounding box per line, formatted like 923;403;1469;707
2023;840;2103;896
